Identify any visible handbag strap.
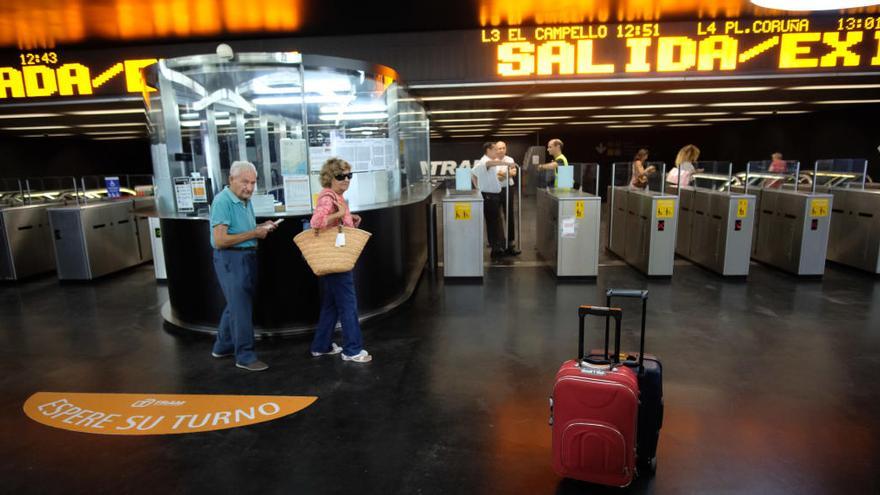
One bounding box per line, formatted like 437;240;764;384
315;190;345;235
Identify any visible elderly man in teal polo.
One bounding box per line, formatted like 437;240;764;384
210;161;277;371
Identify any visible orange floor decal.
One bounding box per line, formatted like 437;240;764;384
23;392;317;435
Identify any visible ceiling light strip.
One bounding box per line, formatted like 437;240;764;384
813;99;880;104
612;104;697;109
533;90;648;98
660;86;774;94
709;101;799;107
786;84;880;90
517;106;602;112
0;113;61;119
508;116;573;120
427;109;505;115
67;109;146;116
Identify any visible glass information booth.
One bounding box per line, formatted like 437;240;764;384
145;51;432;336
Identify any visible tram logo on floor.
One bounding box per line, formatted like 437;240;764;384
23;392;317;436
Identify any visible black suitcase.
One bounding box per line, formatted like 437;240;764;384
589;289;664;475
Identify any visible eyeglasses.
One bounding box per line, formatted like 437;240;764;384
334;172;353;181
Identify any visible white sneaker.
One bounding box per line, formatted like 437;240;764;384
341;350;372;363
311;342;343;357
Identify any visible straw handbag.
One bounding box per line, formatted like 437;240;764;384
294;224;371;276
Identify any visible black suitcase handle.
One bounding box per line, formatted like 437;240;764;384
606;289;648;300
578;305;620;318
604;289;649;373
578;305;622;368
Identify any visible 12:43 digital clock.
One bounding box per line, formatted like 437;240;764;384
20;52;59;65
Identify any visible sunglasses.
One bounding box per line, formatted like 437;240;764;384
334;172;354;181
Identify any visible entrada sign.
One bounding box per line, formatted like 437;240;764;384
0;54;156;99
484;17;880;78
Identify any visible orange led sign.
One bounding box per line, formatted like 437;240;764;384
0;53;156;100
484;17;880;78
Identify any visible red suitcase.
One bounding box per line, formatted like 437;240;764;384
551;305;639;487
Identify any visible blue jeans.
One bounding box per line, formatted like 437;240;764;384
212;249;258;365
311;271;364;357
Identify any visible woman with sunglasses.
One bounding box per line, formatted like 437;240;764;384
307;158;371;363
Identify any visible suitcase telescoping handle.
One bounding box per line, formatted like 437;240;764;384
578;305;623;369
605;289;649;373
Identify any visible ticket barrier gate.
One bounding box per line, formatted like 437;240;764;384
0;203;59;280
608;186;678;276
676;187;755;276
148;216;167;280
827;187;880;274
442;190;484;278
536;188;601;277
751;188;833;276
48;199;153;280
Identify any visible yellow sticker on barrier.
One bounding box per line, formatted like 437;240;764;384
810;199;829;217
23;392;317;436
737;199;749;218
454;204;472;220
656;199;675;219
575;200;585;219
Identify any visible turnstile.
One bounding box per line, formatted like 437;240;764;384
536;188;601;277
48;199;151;280
676;187;756;276
0;203;58;280
148;216;167;280
608;186;678;276
751;188;833;276
442;191;484;278
133;198;154;264
827;188;880;273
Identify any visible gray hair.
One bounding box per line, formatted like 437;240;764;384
229;161;257;178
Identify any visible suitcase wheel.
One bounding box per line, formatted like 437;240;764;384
640;456;657;476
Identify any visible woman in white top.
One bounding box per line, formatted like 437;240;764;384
666;144;701;187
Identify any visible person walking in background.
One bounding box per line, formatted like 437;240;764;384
495;140;520;256
769;152;787;173
537;138;567;188
666;144;701;188
210;161;278;372
767;152;787;188
471;142;507;260
309;158;372;363
630;149;656;189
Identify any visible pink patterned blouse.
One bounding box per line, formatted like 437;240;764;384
309;188;360;229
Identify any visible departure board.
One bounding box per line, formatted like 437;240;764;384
0;54;156;99
482;16;880;78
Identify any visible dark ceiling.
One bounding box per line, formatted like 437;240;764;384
3;0;879;50
411;75;880;140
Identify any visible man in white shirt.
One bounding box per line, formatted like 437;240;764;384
495;141;520;256
471;142;506;260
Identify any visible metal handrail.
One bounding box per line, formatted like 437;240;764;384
502;163;522;251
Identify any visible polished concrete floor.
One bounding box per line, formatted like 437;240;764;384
3;245;880;493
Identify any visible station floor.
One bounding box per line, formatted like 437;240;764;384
2;215;880;494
